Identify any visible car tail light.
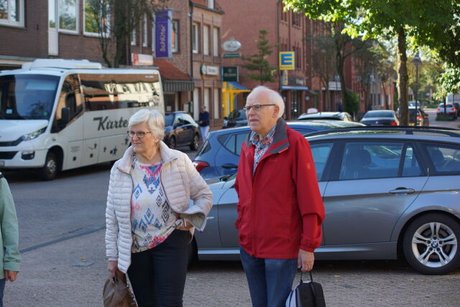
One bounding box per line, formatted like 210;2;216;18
391;120;398;126
193;160;209;172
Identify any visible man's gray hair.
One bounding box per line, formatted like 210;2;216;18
128;109;165;140
249;86;285;119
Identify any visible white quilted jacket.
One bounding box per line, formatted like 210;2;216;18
105;142;212;273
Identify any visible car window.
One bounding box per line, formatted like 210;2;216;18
311;143;333;180
339;142;406;180
219;131;249;155
426;144;460;173
401;146;423;177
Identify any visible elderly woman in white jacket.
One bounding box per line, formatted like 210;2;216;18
105;108;212;307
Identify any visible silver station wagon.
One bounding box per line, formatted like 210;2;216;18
192;127;460;275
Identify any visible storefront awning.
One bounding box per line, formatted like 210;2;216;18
228;81;250;92
281;85;310;91
154;59;194;92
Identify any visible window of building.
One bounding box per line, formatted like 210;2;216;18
83;0;110;36
292;12;301;27
208;0;214;9
142;14;148;47
58;0;79;33
0;0;24;27
131;27;136;46
212;27;219;57
280;3;288;22
172;20;179;53
203;24;210;56
192;22;200;54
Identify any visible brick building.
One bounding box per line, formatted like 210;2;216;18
0;0;224;126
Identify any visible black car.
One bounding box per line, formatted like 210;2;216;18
164;111;200;150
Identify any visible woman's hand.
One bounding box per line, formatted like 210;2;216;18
107;260;118;278
176;219;193;231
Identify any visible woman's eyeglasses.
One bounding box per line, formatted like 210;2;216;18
243;104;277;112
127;131;152;139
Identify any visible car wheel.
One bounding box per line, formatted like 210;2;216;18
168;136;176;149
39;151;59;180
402;214;460;274
190;133;199;151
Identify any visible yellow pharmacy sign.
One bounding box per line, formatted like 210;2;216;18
279;51;295;70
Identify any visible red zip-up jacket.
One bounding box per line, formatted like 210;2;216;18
235;119;325;258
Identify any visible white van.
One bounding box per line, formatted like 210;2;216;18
0;59;164;179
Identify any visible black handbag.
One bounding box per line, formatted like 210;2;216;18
285;271;326;307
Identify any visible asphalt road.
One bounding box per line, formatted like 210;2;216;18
3;118;460;306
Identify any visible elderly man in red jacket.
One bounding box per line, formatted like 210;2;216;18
235;86;325;307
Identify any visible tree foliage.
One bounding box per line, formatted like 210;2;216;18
242;29;276;84
283;0;458;125
87;0;168;67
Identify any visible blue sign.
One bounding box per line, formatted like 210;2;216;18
154;10;172;58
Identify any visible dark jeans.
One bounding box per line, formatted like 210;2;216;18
0;278;5;307
240;248;297;307
128;230;191;307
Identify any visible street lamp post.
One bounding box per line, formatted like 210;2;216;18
412;52;422;126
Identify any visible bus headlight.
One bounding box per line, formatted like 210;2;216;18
21;127;46;142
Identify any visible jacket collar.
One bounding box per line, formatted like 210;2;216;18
245;118;290;155
117;141;179;174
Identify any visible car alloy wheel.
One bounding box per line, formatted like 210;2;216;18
403;214;460;274
190;134;199;151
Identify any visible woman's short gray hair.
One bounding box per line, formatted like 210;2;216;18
249;86;285;118
128;109;165;140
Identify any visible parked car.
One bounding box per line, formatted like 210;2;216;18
163;111;200;150
298;111;353;121
454;102;460;117
408;107;429;127
360;110;399;126
223;108;247;128
193;126;460;275
436;103;457;120
193;120;365;180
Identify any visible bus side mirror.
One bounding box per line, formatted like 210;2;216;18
61;107;70;125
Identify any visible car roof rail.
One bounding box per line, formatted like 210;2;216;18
304;126;460;138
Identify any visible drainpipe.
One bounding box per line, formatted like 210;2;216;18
189;1;194;113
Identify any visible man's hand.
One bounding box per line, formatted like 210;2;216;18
297;249;315;272
4;270;18;282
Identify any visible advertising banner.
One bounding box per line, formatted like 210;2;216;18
154;10;172;58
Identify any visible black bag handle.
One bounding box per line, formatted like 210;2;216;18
300;271;319;305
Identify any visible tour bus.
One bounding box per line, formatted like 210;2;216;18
0;59;164;180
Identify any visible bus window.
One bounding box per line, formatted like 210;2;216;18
52;75;83;132
0;74;59;120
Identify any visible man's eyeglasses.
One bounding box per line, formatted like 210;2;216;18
243;104;277;112
127;131;152;139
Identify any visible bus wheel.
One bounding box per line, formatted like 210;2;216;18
39;151;59;180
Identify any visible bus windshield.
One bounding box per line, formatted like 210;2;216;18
0;74;59;120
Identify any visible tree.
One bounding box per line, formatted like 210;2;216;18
242;29;276;84
283;0;457;125
87;0;168;68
